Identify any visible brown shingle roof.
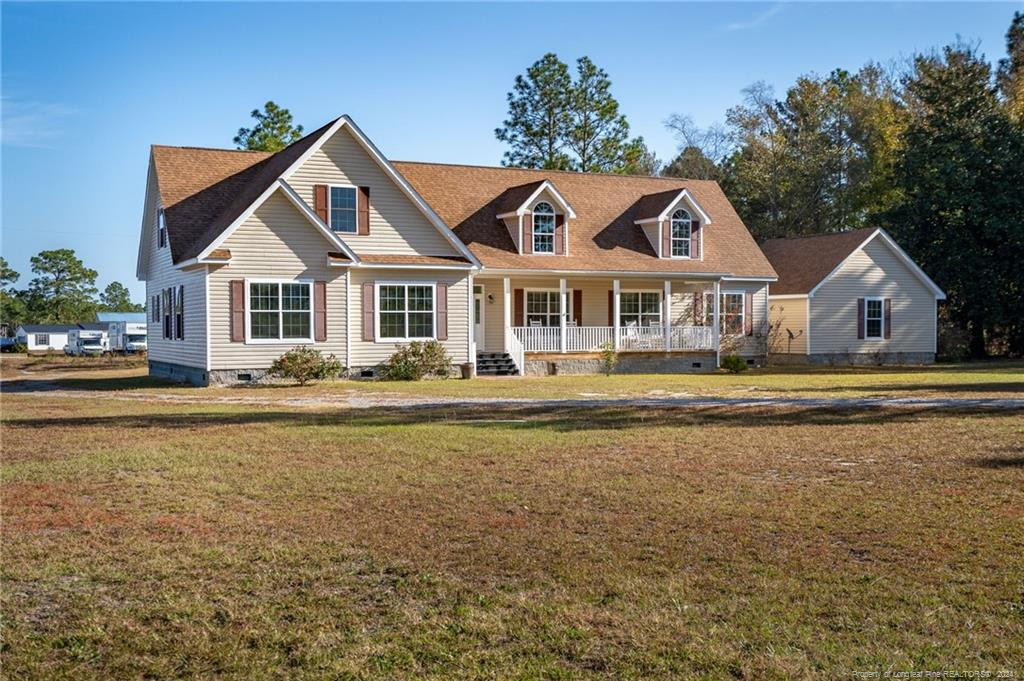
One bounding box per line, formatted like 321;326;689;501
153;118;341;263
495;180;547;215
760;228;875;294
633;188;686;222
392;162;776;277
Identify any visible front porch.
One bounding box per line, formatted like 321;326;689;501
473;274;736;375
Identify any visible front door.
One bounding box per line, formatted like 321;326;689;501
473;285;485;350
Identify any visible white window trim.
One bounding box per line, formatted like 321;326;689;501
328;183;359;234
668;209;692;259
522;287;570;327
619;289;663;327
244;278;315;345
374;281;437;343
864;296;885;340
705;290;746;336
531;202;557;255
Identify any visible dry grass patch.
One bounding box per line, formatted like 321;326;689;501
2;390;1023;678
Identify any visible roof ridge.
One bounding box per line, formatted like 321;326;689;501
152;144;271;154
392;159;711;184
763;227;875;243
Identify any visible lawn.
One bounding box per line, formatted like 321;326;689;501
3;353;1023;400
2;362;1023;678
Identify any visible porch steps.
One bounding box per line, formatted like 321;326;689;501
476;352;519;376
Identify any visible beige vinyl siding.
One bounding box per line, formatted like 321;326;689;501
287;126;458;256
349;268;471;367
809;237;936;354
641;223;660;257
768;296;809;354
501;216;521;252
475;276;768;355
207;191;348;370
144;161;207;369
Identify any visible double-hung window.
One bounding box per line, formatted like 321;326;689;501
670;209;691;257
35;334;49;346
157;209;167;248
704;292;745;335
620;291;662;328
248;281;312;342
525;290;561;327
864;298;884;339
532;202;555;254
378;284;435;340
329;186;357;233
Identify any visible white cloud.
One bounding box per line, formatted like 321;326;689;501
724;3;785;32
1;99;80;148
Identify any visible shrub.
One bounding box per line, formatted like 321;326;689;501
599;341;619;376
12;342;27;354
720;354;747;374
268;347;344;385
381;340;453;381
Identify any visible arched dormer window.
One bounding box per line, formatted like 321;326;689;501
670;209;692;257
532;202;556;254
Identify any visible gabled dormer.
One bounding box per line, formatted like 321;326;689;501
495;180;576;256
633;188;712;260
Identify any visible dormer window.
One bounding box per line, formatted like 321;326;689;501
671;209;692;257
532;202;556;254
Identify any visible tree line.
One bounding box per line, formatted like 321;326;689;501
1;250;142;331
494;13;1024;356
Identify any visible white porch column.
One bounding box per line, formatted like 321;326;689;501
468;273;475;365
503;276;511;353
559;278;567;354
613;279;621;350
663;280;672;352
713;278;722;367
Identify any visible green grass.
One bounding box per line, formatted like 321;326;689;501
4;354;1022;399
3;365;1023;678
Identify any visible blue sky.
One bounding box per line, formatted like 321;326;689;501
2;2;1018;300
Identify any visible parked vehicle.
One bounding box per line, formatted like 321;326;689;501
0;337;15;353
67;328;109;356
109;321;147;353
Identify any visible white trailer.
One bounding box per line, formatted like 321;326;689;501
109;321;148;353
67;328;109;356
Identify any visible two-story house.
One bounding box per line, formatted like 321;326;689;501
136;115;778;384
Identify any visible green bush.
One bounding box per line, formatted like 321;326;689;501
268;347;344;385
12;342;27;354
599;341;619;376
381;340;453;381
720;354;747;374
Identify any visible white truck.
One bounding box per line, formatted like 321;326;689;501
66;328;109;356
109;321;148;354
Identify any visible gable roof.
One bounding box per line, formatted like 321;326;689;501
150;116;478;268
392;162;776;277
633;188;712;225
761;228;945;298
495;179;577;218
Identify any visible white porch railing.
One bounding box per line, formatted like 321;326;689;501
511;325;714;353
506;327;525;376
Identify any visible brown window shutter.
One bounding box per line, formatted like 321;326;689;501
572;289;582;326
178;284;185;340
661;219;671;257
693;291;704;325
514;288;524;326
607;290;614;326
522;214;533;254
691;220;701;259
857;298;865;339
362;282;375;341
314;281;327;342
436;283;448;340
745;291;753;336
555;214;565;255
884;298;892;339
314;184;328;224
358;186;370;235
230;280;245;342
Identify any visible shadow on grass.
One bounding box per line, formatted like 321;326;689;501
4;403;1014;433
1;375;180;392
969;446;1024;469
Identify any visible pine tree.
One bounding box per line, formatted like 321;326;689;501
234;101;304;152
495;54;573;170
